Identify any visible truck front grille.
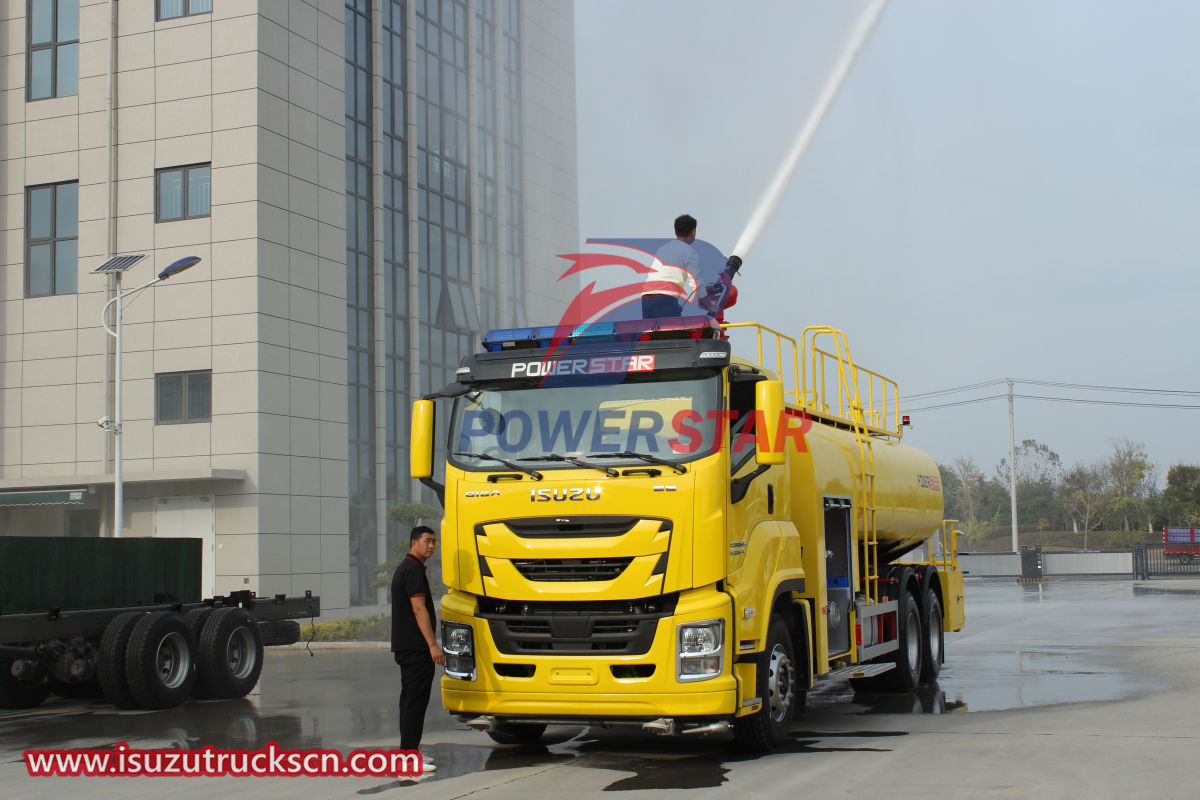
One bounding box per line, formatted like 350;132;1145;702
479;595;678;656
511;557;633;582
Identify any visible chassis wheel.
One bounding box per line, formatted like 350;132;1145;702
920;590;944;683
98;611;145;709
850;588;923;695
733;614;795;751
487;722;547;745
125;612;198;709
197;608;264;699
259;620;301;647
0;658;51;709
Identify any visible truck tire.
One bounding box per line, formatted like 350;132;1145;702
184;607;214;639
198;608;264;699
259;620;301;647
487;722;547;745
0;658;51;709
880;590;923;693
849;588;923;695
733;614;795;751
920;589;943;683
98;611;145;709
125;612;199;709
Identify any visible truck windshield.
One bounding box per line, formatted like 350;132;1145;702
449;375;721;469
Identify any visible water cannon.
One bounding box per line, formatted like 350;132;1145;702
699;255;743;317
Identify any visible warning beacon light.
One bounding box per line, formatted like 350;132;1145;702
481;316;720;352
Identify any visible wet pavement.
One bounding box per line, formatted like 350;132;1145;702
4;578;1200;798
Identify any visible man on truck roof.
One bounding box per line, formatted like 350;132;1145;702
641;214;700;319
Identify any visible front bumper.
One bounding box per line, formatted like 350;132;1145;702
440;587;737;720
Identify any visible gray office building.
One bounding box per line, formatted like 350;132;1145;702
0;0;578;615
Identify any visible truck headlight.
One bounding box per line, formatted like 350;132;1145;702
677;619;723;682
441;621;475;681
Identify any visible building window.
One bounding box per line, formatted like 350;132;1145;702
156;164;211;222
157;0;212;20
156;371;212;424
28;0;79;100
25;181;78;297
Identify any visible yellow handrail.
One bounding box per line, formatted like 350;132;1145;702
721;322;901;438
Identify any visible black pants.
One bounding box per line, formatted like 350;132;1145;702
394;650;435;750
642;293;682;319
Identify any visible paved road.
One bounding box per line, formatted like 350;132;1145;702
4;578;1200;799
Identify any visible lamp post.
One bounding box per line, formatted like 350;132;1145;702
93;255;202;538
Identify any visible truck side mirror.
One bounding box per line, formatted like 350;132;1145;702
755;380;785;466
410;400;435;479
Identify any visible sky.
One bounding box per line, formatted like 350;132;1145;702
570;0;1200;481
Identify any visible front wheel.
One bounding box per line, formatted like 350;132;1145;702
733;614;795;751
487;722;547;745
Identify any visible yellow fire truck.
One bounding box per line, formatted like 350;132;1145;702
410;316;964;750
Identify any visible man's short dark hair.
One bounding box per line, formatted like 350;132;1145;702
674;214;697;237
410;525;436;544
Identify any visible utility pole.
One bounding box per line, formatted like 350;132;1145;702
1008;378;1018;552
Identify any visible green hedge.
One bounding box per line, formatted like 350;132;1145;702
305;614;390;642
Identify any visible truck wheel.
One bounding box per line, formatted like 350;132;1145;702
878;590;923;693
920;590;944;683
125;612;199;709
259;620;301;647
98;611;145;709
184;607;214;639
733;614;795;751
198;608;264;699
487;722;547;745
0;658;51;709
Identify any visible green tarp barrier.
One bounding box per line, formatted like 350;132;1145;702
0;537;201;614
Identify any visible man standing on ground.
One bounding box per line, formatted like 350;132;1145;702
391;525;445;772
642;214;700;318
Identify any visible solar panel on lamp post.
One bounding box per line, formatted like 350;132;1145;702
92;255;203;538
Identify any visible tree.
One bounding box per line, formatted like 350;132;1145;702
1163;464;1200;525
1061;462;1107;549
950;457;988;542
996;439;1064;532
371;502;442;588
1103;439;1153;534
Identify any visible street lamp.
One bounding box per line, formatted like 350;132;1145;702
93;254;203;538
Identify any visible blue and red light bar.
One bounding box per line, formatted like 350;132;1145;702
481;315;720;352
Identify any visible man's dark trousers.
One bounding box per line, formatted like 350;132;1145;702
395;649;435;750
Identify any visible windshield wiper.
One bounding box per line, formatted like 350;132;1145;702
587;450;687;475
453;452;543;480
520;454;619;477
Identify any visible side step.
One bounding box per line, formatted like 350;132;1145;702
827;663;895;680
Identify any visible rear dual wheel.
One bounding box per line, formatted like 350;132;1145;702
850;588;923;694
197;608;264;700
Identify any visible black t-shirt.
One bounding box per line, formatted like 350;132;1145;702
391;554;437;652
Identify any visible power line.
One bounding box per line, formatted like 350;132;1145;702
902;393;1200;414
902;380;1007;400
1014;379;1200;397
908;378;1200;401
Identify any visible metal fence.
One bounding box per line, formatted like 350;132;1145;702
1133;543;1200;580
959;551;1132;578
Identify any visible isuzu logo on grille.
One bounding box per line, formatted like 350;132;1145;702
530;488;602;502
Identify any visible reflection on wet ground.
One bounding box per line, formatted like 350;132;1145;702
4;579;1196;791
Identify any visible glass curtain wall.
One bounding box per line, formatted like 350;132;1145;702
345;0;377;605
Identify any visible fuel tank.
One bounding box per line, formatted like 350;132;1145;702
797;414;944;562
